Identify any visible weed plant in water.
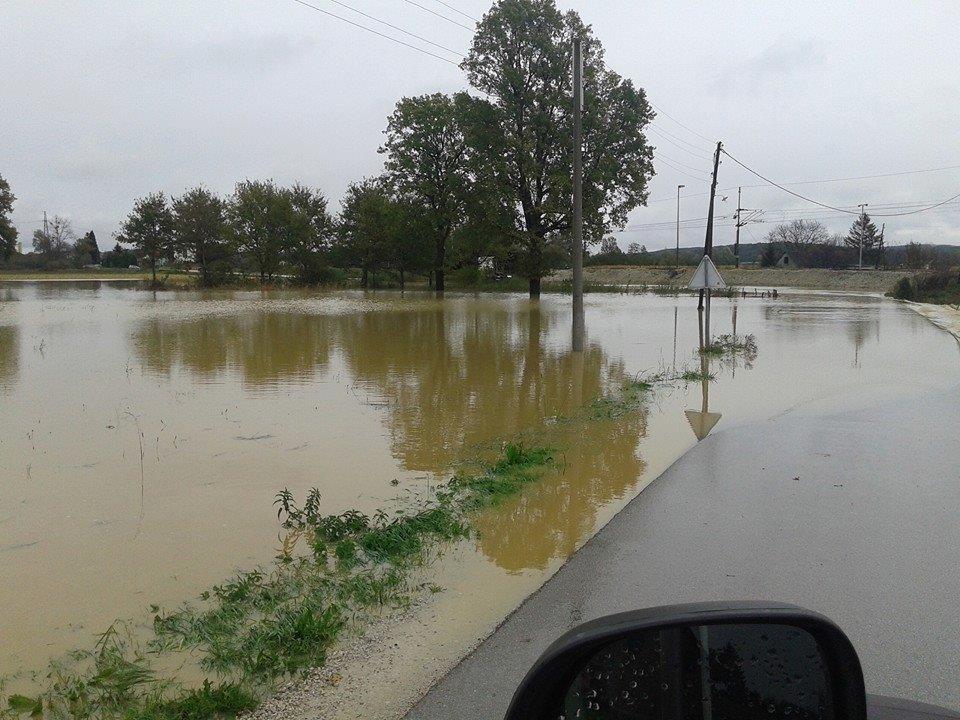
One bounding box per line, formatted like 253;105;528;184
699;333;758;360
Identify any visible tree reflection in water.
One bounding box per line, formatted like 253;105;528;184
129;297;650;571
0;325;19;390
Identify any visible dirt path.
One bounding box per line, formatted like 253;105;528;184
549;265;908;292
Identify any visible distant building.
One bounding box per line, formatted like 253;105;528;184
776;252;795;268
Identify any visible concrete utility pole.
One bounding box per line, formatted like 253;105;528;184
734;186;742;269
571;36;584;348
857;203;869;270
675;184;685;268
698;142;722;310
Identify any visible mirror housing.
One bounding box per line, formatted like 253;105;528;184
504;601;867;720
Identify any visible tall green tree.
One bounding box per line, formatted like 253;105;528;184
386;196;433;289
381;93;468;293
72;230;101;266
336;179;394;288
0;175;18;261
459;0;654;296
284;183;333;284
117;193;174;285
172;187;229;286
229;180;287;283
845;212;880;257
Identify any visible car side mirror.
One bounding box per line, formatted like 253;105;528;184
504;602;867;720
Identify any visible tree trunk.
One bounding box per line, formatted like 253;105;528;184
399;268;405;290
361;267;368;288
529;276;541;298
435;233;446;294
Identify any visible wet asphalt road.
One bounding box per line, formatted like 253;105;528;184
405;382;960;718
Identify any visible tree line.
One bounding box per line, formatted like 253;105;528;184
0;0;656;296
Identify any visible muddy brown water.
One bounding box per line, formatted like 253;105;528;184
0;282;957;680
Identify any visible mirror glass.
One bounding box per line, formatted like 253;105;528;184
561;623;833;720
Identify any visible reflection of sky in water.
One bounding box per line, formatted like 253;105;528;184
0;282;957;673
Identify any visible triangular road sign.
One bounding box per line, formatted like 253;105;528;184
688;255;726;290
685;409;722;441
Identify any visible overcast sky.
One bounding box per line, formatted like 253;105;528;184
3;0;960;251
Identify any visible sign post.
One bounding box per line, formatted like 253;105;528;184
688;255;726;347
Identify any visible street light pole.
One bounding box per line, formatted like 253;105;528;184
675;184;685;268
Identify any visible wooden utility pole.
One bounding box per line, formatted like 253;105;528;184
698;141;722;310
571;36;584;349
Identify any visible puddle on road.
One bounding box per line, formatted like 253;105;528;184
0;283;957;681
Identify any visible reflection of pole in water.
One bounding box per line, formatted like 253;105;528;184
686;323;721;440
571;343;584;409
697;306;704;350
572;302;585;353
704;288;712;347
731;302;738;378
672;305;678;370
700;352;710;417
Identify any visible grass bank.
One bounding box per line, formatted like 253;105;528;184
1;365;711;720
889;269;960;306
550;265;909;293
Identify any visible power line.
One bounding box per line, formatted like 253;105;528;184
400;0;474;31
656;155;710;182
721;148;960;217
289;0;460;65
430;0;478;22
739;163;960;188
324;0;464;56
648;125;711;159
649;102;714;144
656;151;710;176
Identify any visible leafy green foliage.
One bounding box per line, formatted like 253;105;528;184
117;193;174;285
0;175;18;261
172;188;230;287
460;0;654;295
228;180;287;283
381;93;468;292
284;183;334;285
890;269;960;305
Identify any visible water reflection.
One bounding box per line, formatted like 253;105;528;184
131;313;335;387
0;325;19;389
333;303;623;474
687;311;722;441
473;403;648;571
127;299;648;571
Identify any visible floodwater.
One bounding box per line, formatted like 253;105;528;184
0;283;957;679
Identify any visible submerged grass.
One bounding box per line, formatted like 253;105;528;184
2;442;557;720
700;333;758;359
2;362;718;720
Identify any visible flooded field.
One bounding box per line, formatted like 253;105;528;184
1;282;958;683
